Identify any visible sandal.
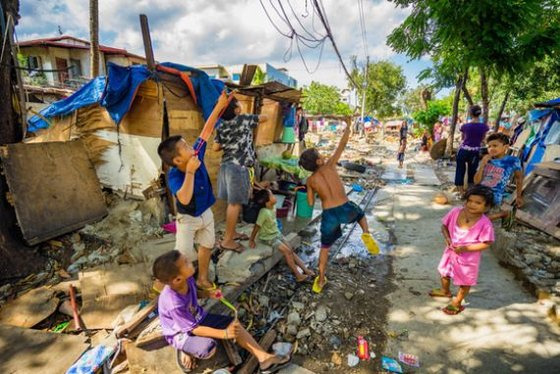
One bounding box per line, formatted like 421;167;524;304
429;288;452;298
312;276;327;294
219;242;245;253
259;355;291;374
442;304;465;315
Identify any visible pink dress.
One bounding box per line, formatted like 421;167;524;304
437;207;494;286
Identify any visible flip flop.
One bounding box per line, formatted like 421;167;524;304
361;233;380;255
219;242;245;253
259;355;291;374
196;282;220;294
429;288;452;298
442;304;465;315
312;276;327;294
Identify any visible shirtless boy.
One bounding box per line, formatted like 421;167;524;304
299;124;378;293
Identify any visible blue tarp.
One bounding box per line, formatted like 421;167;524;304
27;62;224;133
27;76;106;132
525;109;560;174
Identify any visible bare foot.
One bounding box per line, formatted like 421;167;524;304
303;269;316;277
220;240;245;253
177;351;196;372
295;273;309;283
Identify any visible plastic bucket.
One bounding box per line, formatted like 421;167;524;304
296;190;313;218
282;127;296;143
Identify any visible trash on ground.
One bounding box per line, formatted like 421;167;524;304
381;356;403;373
347;353;360;367
398;351;420;367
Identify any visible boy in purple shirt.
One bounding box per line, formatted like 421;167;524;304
153;250;290;373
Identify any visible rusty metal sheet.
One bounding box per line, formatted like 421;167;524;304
0;140;107;245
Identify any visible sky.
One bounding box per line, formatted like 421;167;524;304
16;0;432;90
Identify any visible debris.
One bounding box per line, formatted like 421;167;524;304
0;286;59;328
344;291;354;300
112;303;143;329
66;344;117;374
51;321;70;333
287;312;301;326
296;328;311;339
381;356;403;373
331;351;343;366
58;300;74;317
272;342;293;356
347;353;360;367
357;336;370;360
69;284;83;331
433;192;450;205
329;335;342;349
398;351;420;367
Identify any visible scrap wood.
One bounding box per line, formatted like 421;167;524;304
237;329;277;374
0;325;89;374
0;286;59;328
223;339;243;366
115;298;158;338
79;263;152;329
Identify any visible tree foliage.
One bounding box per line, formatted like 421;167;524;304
349;60;407;118
302;81;352;116
412;99;451;133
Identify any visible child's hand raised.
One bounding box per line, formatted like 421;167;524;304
186;157;201;173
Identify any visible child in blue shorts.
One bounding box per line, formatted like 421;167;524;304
299;124;379;294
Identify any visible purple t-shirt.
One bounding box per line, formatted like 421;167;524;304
460;122;489;148
158;277;207;349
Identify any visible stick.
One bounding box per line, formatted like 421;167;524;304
237;329;277;374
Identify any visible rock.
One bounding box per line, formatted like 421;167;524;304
524;253;542;265
329;335;342;349
71;242;86;262
287;325;298;336
70;233;81;244
258;295;270;308
344;292;354;301
292;301;305;311
331;352;342;366
0;284;12;299
297;328;311;339
315;306;328;322
287;312;301;326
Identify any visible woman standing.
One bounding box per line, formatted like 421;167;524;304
454;105;489;193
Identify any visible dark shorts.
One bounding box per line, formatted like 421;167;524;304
397;152;405;162
320;201;364;247
217;162;251;205
180;313;233;359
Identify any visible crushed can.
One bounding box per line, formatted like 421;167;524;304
357;336;370;360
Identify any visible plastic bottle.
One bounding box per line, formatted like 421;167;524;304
357;336;370;360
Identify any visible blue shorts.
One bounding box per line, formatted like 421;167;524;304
397;152;405;162
176;313;233;359
320;201;364;247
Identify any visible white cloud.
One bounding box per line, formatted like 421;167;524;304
17;0;413;88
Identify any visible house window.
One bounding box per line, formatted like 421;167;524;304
70;59;82;78
232;73;240;81
27;56;42;71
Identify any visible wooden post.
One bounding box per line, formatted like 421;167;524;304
89;0;100;77
6;13;26;135
139;14;155;70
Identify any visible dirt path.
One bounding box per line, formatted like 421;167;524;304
382;157;560;373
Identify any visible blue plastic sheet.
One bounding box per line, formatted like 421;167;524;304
27;76;106;132
28;62;224;133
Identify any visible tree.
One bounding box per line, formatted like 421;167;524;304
349;60;407;118
402;85;433;115
388;0;560;146
412;99;451;133
302;81;352;116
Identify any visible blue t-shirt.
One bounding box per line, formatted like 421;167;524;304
167;138;215;217
480;155;522;205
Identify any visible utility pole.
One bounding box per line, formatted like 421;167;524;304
360;56;369;137
89;0;100;77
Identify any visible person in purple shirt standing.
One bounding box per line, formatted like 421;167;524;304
154;250;291;373
454;105;489;193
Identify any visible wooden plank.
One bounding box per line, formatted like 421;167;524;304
0;140;107;245
116;298;158;338
237;329;277;374
0;325;89;374
79;263;152;329
0;286;59;328
223;339;243;366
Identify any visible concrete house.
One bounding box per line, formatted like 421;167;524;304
17;35;146;88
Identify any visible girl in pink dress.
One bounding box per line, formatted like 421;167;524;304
430;185;495;315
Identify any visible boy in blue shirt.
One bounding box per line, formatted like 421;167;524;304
157;135;216;291
474;133;523;220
